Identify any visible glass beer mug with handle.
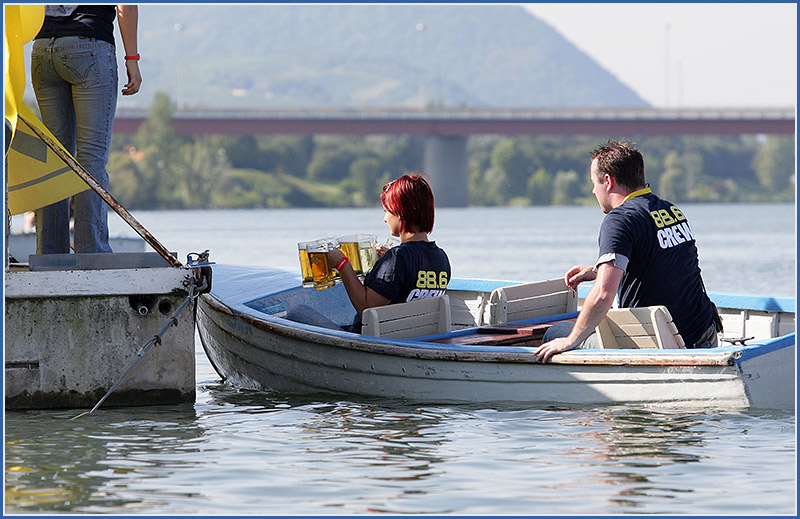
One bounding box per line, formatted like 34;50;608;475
297;241;316;288
336;234;364;278
307;239;337;290
357;234;379;279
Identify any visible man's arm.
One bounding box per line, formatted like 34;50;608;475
535;262;623;363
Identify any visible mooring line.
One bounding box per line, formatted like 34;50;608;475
69;277;207;421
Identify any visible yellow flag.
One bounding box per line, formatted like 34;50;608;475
4;4;88;215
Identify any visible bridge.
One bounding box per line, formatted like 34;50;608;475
114;107;795;206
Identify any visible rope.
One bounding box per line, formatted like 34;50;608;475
69;277;207;420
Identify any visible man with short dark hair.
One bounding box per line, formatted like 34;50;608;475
536;140;719;363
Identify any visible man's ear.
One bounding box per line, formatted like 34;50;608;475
604;174;615;191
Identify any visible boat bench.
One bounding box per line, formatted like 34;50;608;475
362;295;452;339
595;305;685;349
487;278;577;325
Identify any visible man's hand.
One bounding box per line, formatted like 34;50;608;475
535;336;577;363
564;265;596;291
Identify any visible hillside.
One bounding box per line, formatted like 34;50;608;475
131;4;648;110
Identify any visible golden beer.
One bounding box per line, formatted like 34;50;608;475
297;242;315;288
336;235;364;277
307;240;336;290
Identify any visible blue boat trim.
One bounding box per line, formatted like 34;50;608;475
731;333;796;364
447;277;523;292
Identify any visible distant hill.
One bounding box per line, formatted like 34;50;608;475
128;4;648;110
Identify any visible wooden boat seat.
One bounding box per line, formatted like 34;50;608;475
488;278;577;325
362;296;452;339
595;305;685;349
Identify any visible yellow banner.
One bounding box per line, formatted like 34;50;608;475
4;4;88;215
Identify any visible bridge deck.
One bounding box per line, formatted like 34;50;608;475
113;107;795;136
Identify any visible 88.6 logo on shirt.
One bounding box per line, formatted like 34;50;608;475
407;270;449;301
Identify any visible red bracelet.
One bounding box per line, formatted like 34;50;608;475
335;257;349;272
125;54;140;61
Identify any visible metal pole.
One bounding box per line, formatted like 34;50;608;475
19;115;183;268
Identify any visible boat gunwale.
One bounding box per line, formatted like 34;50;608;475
198;292;784;367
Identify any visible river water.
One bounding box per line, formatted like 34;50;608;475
4;203;797;515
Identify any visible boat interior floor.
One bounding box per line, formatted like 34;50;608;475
433;320;576;347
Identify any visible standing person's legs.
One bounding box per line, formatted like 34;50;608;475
65;38;118;253
31;38;75;254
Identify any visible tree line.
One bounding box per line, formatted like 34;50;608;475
108;92;795;210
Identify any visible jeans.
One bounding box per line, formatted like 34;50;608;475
31;36;117;253
542;320;600;349
285;304;344;330
691;324;720;349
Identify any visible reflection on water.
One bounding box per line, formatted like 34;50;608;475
5;388;795;515
5;404;206;513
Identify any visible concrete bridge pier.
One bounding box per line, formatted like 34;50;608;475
423;135;469;207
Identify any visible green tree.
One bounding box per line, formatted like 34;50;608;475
753;136;795;195
489;138;530;200
307;147;358;182
107;152;142;207
658;151;686;202
552;170;580;205
174;140;231;208
526;168;553;205
343;156;384;206
131;91;185;154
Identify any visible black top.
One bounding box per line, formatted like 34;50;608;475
597;191;714;347
350;241;451;333
36;5;117;46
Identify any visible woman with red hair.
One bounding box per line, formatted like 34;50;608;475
328;173;451;332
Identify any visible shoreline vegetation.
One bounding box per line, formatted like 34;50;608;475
108;93;795;210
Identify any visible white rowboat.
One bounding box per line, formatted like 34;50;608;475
197;264;795;409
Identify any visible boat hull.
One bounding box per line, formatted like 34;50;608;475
198;288;794;408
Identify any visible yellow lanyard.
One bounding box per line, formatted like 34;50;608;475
621;187;652;204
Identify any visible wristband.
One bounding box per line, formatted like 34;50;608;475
125;54;140;61
335;257;349;272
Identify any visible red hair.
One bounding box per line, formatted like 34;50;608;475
380;173;435;234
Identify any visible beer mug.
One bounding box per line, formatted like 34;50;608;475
297;241;315;288
321;236;342;283
357;234;379;277
336;234;364;277
307;239;336;290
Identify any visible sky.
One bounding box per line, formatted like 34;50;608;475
524;3;797;108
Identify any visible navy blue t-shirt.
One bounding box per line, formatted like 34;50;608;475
350;240;450;332
596;190;714;347
36;6;117;46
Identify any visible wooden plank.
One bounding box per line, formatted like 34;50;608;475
362;296;450;338
488;278;576;325
477;323;552;336
501;278;566;300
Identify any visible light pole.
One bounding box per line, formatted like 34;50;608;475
174;23;184;110
664;23;671;108
416;22;426;109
